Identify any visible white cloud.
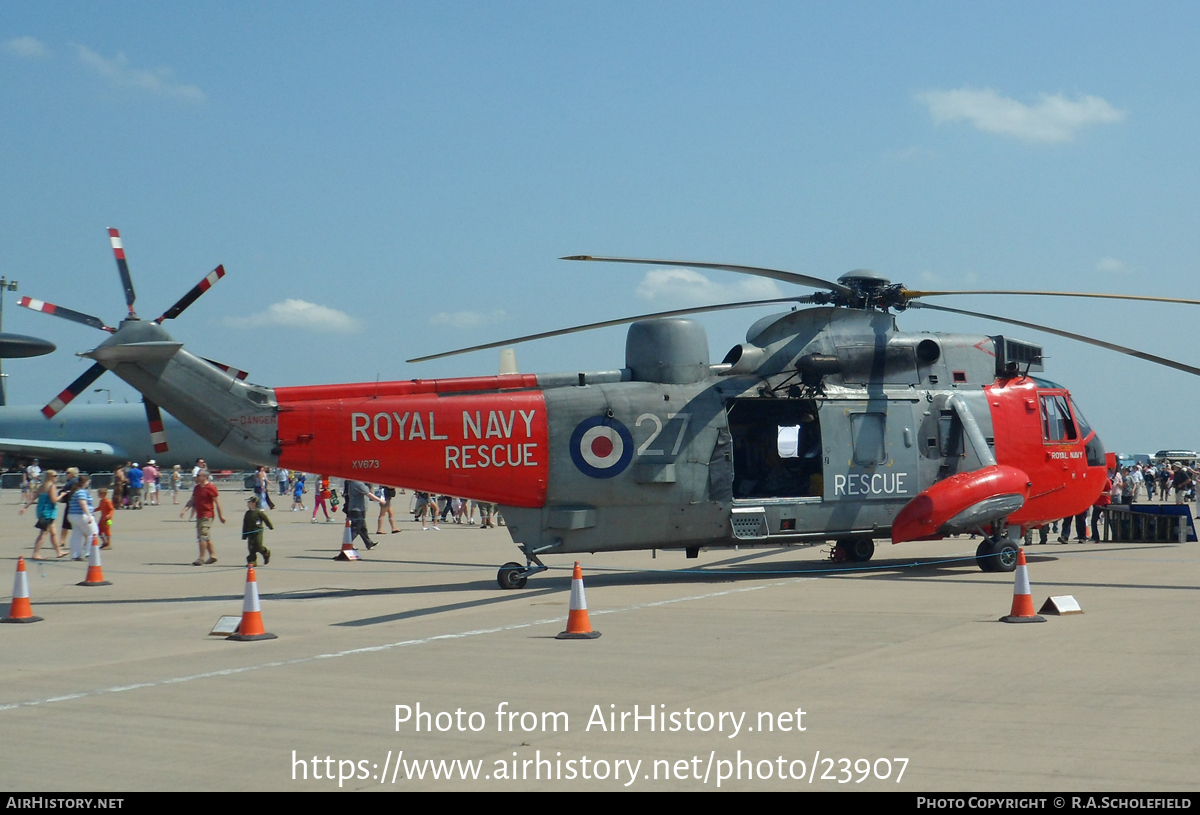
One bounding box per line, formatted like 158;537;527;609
75;44;205;102
916;87;1125;143
635;268;783;306
4;36;48;58
1096;257;1125;273
428;309;507;330
225;299;361;333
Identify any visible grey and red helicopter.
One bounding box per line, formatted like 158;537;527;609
20;231;1200;588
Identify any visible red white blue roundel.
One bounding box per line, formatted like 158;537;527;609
570;416;634;479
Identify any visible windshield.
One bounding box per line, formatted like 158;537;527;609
1069;397;1093;439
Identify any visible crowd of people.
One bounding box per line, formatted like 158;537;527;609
12;459;504;567
1026;460;1198;544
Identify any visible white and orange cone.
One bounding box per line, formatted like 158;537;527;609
1000;547;1045;623
77;538;112;587
227;564;277;641
556;562;601;640
334;519;361;561
2;558;43;623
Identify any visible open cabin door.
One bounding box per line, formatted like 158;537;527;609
727;398;824;500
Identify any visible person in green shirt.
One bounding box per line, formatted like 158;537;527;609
242;496;274;565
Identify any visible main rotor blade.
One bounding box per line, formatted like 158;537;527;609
156;265;226;323
17;296;116;333
407;296;813;363
905;289;1200;306
42;362;107;418
909;302;1200;378
561;256;853;295
108;228;137;314
144;399;168;453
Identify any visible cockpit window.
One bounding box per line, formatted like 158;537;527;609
1069;397;1093;440
1039;394;1077;442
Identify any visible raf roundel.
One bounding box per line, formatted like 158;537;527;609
569;416;634;479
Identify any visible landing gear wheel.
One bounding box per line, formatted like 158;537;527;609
976;540;997;572
497;562;527;590
992;539;1019;573
976;538;1019;573
849;538;875;562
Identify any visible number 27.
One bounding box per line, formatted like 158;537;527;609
635;413;690;456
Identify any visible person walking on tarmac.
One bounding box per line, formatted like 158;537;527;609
1090;468;1114;542
312;475;332;523
182;470;225;565
242;496;274;565
377;485;400;534
344;480;385;550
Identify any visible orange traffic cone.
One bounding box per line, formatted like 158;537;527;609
227;565;277;641
77;538;112;587
1000;547;1045;623
556;562;601;640
334;519;361;561
2;558;43;623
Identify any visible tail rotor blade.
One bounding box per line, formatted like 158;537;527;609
108;228;137;315
18;297;115;333
156;265;226;323
201;357;248;380
42;362;107;418
144;399;169;453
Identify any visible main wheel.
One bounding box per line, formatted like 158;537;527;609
849;538;875;562
497;562;528;590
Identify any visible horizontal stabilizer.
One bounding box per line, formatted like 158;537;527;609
85;341;183;364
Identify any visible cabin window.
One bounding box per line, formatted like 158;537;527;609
851;413;887;465
1039;394;1077;442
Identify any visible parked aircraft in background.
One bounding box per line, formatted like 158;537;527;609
0;401;244;471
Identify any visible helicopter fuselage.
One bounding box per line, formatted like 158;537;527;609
268;307;1106;560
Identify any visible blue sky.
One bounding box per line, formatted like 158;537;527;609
1;2;1197;453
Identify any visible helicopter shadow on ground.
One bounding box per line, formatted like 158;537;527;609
325;547;997;628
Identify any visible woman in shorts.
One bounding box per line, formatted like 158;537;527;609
20;469;65;559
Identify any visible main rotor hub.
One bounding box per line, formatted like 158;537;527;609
814;268;906;310
837;268;891;288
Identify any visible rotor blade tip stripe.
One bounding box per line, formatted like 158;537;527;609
44;394;69;416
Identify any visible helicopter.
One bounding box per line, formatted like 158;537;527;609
20;232;1200;589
